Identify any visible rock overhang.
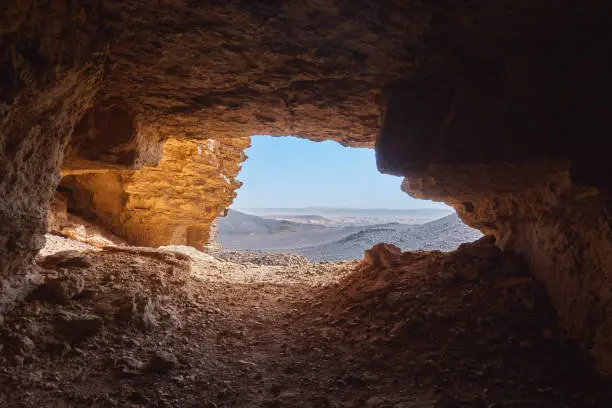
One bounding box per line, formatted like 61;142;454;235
2;0;612;376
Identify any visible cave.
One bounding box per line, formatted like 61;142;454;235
210;135;481;261
2;1;612;406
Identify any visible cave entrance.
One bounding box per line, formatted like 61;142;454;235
214;135;481;261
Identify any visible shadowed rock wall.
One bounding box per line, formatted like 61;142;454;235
374;1;612;373
0;0;105;311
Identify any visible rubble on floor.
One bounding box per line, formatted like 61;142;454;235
0;237;610;407
210;250;311;267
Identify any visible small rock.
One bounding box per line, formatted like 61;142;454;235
129;390;150;404
363;372;382;383
6;333;35;356
456;235;500;259
116;294;157;331
40;250;92;269
47;341;72;358
46;275;85;302
119;355;144;370
54;312;103;342
69;347;87;358
364;243;402;268
26;371;44;383
389;320;409;337
84;235;115;248
145;351;177;373
116;355;144;377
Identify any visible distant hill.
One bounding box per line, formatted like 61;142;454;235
217;209;307;234
236;207;452;217
217;209;351;250
216;210;482;261
290;213;482;261
235;207;453;227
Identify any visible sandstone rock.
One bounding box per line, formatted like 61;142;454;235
115;294;157;331
115;355;145;377
54;312;104;342
60;225;115;248
46;275;86;302
40;251;92;269
364;244;402;268
103;246;191;267
59;137;250;248
5;334;36;357
456;235;501;259
145;351;177;373
400;164;612;374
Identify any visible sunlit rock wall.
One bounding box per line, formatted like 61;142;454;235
59;137;250;248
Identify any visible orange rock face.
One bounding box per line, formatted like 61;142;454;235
58;137;250;248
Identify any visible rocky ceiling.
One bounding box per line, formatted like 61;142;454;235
2;0;612;376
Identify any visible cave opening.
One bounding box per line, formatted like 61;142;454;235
215;135;482;262
2;0;612;405
25;131;611;405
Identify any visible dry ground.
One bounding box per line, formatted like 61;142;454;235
0;236;610;407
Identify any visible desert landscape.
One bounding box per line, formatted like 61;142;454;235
216;208;482;261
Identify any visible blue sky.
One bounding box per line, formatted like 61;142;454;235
231;136;451;210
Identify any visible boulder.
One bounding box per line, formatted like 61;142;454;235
46;275;85;302
145;351;177;373
455;235;501;259
54;312;104;342
40;251;92;269
364;243;402;268
5;334;36;357
115;294;157;331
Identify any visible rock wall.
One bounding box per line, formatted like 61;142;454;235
2;0;612;378
62;105;165;174
372;1;612;374
58;137;249;248
0;0;105;311
400;164;612;375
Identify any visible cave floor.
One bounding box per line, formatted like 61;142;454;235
0;238;611;408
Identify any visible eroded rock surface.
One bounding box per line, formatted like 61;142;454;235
399;164;612;375
369;2;612;372
2;0;612;380
58;137;249;247
0;0;105;311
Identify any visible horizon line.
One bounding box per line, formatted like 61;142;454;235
232;206;453;211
